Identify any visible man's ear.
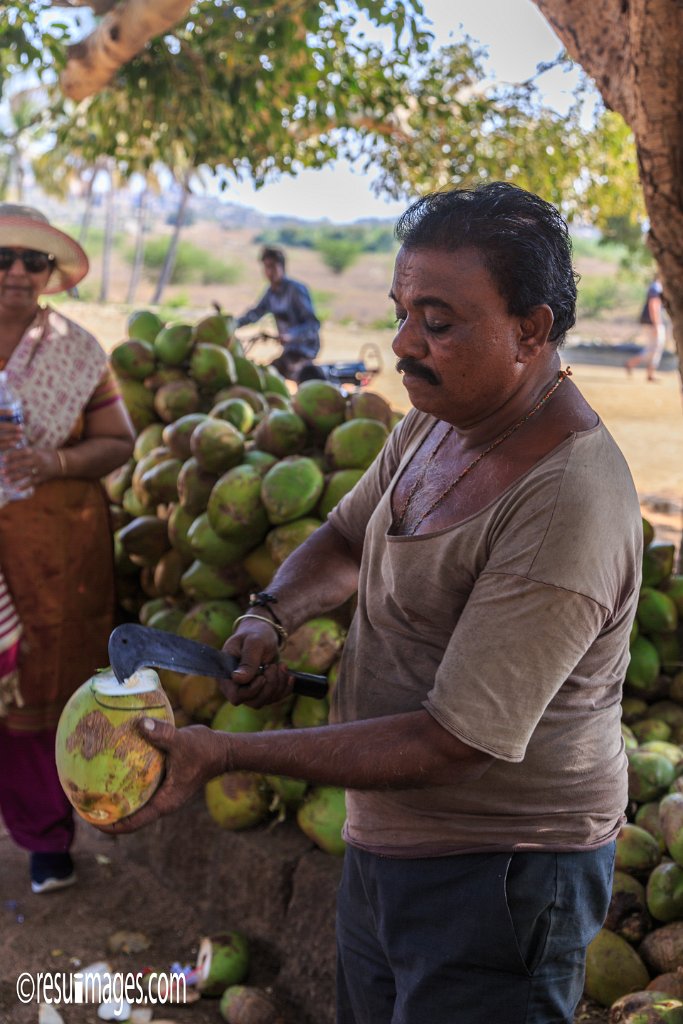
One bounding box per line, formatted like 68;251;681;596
517;304;554;363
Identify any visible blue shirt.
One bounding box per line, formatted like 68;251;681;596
236;277;320;358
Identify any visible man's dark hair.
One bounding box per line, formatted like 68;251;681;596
260;245;286;268
395;182;577;345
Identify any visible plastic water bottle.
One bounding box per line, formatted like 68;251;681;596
0;371;33;502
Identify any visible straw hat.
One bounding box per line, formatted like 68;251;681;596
0;203;89;293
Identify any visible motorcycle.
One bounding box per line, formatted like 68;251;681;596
240;331;384;392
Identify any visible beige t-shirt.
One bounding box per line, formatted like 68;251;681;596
328;409;642;856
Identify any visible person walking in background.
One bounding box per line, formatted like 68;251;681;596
0;204;135;894
235;245;320;381
626;276;667;381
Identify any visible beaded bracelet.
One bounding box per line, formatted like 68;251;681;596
233;613;288;646
248;591;284;628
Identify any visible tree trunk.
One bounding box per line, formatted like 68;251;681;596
98;169;116;303
79;164;99;245
151;176;190;305
533;0;683;391
126;188;148;306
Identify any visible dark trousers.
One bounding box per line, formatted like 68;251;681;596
0;725;74;852
336;844;615;1024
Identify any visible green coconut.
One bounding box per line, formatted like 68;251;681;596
628;751;677;802
219;985;281;1024
117;378;157;432
162;413;208;461
662;576;683;617
207;464;269;541
616;822;662;876
643;543;676;588
609;992;683;1023
266;518;322;566
190;418;245;475
210;397;255;435
110;338;156;381
242;544;278;589
233;354;264;391
190;343;236;392
640;922;683;976
260;366;290;398
119;515;170;567
104;458;135;505
178;674;222;721
266;775;308;807
154;321;194;366
253;409;308;458
646;862;683;923
181;560;250;601
177;458;219;516
211;701;274;733
260;456;325;525
133;423;165;463
140;457;183;506
122;486;153;517
634;801;667;853
622;697;650;724
325;417;389;470
242;449;279;476
192;313;231;347
346;390;393;427
605;870;651;945
196;931;250;997
638;588;679;635
188;512;254;567
152;547;186;597
280;618;346;674
632;720;674;745
154;379;201;424
55;669;174;825
626;637;662;695
205;772;270;830
296;786;346;855
660;794;683;866
652;633;681;676
177;599;241;648
291;694;330;728
127;309;164;343
167;503;196;561
292;379;347;437
318;469;364;520
147;606;185;634
583;928;650;1007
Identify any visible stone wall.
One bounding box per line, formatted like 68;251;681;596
124;796;343;1023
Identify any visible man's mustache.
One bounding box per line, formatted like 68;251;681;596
395;358;440;386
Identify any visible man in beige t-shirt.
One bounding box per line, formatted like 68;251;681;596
105;183;642;1024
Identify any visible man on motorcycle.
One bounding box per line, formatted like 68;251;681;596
235;246;321;380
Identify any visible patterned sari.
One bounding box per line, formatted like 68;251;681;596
0;305;120;732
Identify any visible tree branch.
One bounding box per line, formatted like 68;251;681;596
60;0;195;100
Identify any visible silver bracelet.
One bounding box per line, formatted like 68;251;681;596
233;613;288;646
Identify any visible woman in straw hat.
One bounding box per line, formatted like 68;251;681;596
0;204;135;893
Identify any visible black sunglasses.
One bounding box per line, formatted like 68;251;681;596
0;248;56;273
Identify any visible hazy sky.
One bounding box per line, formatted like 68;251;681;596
225;0;578;222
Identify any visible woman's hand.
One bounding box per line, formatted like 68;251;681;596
2;444;60;487
97;720;225;834
222;619;295;708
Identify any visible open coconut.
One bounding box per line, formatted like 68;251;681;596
56;669;174;825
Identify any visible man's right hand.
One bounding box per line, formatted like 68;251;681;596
222;619;295;708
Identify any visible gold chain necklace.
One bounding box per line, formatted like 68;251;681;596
394;367;573;536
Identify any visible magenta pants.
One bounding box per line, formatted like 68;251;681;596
0;725;74;853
